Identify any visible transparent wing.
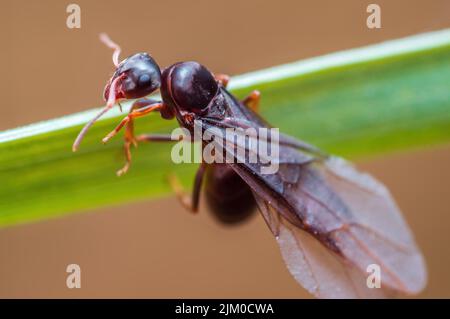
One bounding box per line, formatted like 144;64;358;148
201;115;427;298
254;194;391;298
228;154;427;297
314;157;427;294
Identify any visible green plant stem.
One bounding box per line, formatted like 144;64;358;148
1;29;449;227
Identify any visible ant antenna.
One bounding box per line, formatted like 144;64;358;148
99;33;121;67
72;74;123;152
72;34;124;152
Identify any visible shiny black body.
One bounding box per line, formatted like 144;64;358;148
160;62;257;224
204;163;256;224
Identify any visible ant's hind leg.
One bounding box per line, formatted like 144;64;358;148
168;163;206;214
214;74;230;88
242;90;261;112
215;74;261;112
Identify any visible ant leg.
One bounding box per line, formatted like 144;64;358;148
242;90;261;112
168;163;206;214
215;73;230;88
112;99;163;176
123;98;160;147
117;133;184;177
117;139;134;176
102;101;163;143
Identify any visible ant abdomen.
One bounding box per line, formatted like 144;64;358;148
204;163;256;225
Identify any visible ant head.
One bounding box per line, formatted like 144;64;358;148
72;34;162;152
104;53;161;101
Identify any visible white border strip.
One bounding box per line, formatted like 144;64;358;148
228;29;450;90
1;29;449;144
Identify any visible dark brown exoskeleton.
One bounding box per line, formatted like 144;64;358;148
73;34;427;298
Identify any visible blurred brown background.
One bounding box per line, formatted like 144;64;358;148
0;0;449;298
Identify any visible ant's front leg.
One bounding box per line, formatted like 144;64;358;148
102;99;163;144
102;98;177;176
122;98;160;147
113;99;158;176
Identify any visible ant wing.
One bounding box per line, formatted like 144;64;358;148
226;153;427;298
201;116;427;297
253;193;391;298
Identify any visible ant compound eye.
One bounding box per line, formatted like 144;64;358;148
170;62;218;112
115;53;161;99
138;73;152;87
